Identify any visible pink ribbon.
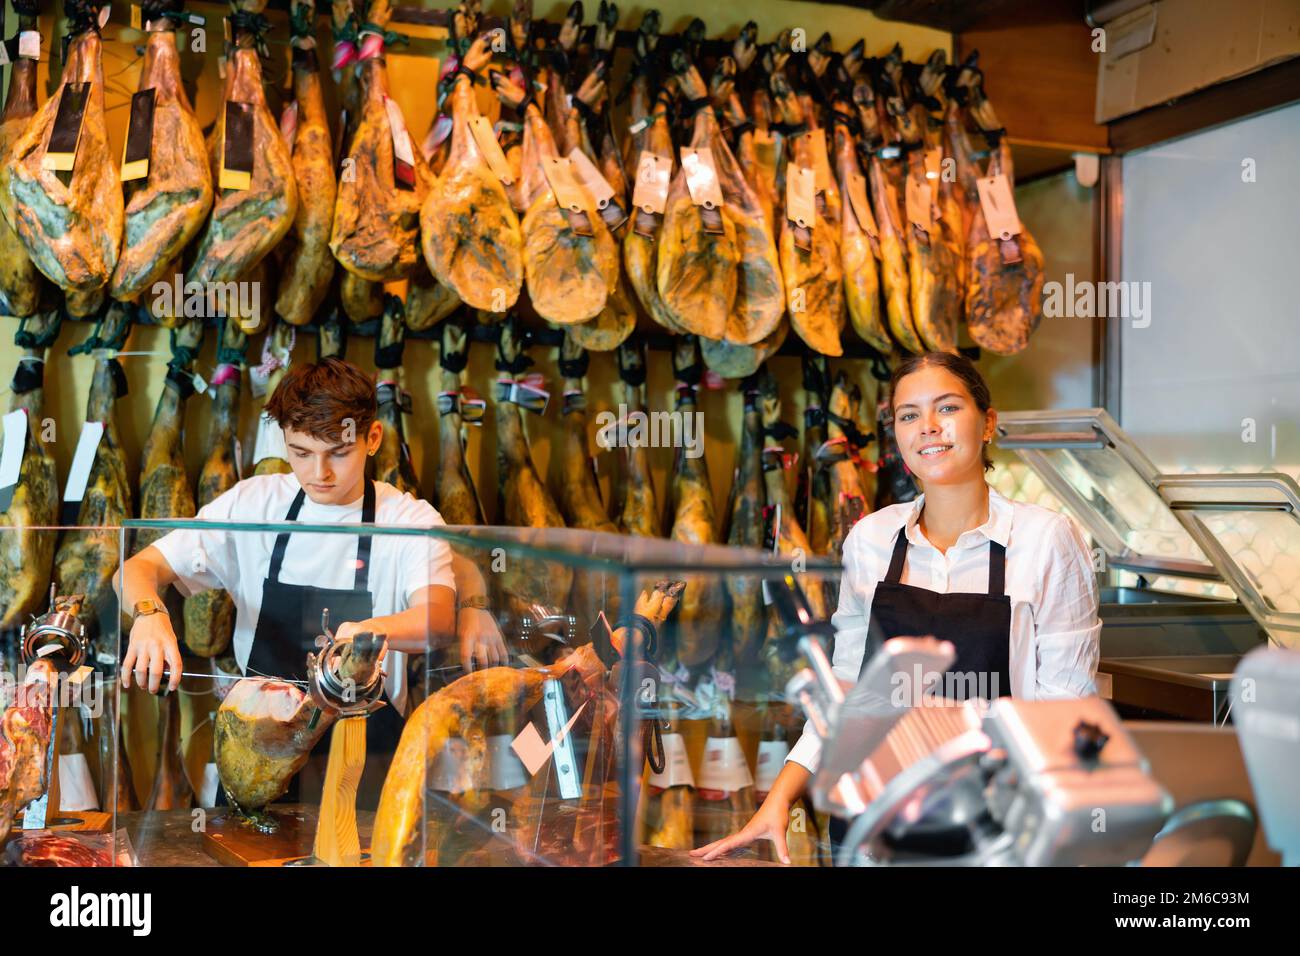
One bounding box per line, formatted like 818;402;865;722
211;364;241;387
357;31;384;62
331;41;358;72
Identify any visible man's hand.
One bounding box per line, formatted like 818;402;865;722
121;612;184;694
458;606;508;672
333;620;390;663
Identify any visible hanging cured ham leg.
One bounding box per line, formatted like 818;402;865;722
2;0;122;297
186;4;297;288
0;306;61;629
330;0;430;282
667;337;725;670
372;295;420;496
0;0;43;318
422;33;523;312
491;68;618;324
726;376;768;666
614;342;661;538
109;2;213;304
957;60;1045;355
817;371;873;569
831;94;889;355
275;0;336;325
371;581;684;866
434;318;483;526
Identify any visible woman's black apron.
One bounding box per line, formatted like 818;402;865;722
238;479;404;810
827;525;1012;861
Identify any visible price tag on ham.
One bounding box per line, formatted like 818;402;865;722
755;738;790;795
567;148;615;210
218;101;253;191
384;96;416;190
60;421;105;525
905;174;933;230
469;115;515;186
542;156;594;237
977;173;1023;240
785;165;816;229
18;31;40;60
631;150;671;216
697;734;754;798
808;129;833;192
680;147;724;209
120;88;156;183
0;410;27;513
845;169;879;245
42;83;90;173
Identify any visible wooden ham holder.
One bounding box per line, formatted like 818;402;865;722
201;627;387;866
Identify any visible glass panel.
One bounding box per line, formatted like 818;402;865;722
1185;510;1300;645
1041;446;1210;566
115;520;443;867
1;525;121;866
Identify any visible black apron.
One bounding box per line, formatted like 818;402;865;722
828;524;1012;861
238;479;403;810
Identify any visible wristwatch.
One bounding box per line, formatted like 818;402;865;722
131;599;167;622
458;595;490;611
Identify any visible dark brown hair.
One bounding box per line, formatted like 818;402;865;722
890;352;995;472
264;357;376;444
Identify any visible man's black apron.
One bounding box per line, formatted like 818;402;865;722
827;525;1012;861
240;479;404;810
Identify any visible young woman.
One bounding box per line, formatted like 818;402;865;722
693;352;1101;863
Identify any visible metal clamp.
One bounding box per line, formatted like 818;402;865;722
305;609;388;719
21;586;89;671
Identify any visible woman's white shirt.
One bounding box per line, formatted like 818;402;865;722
785;486;1101;773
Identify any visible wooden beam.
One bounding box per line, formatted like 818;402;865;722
956;0;1110;154
1108;56;1300;154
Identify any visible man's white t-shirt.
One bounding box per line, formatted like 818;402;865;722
152;474;456;714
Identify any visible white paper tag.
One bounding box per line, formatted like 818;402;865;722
58;753;100;812
785;165;816;229
98;4;112;30
18;31;40;60
252;412;287;465
280;100;299;153
976;173;1023;240
631;150;672;216
542;155;592;214
567;148;615;210
754;738;790;794
200;762;220;807
428;737;475;792
510;699;587;777
384;96;415;169
647;732;695;790
0;410;27;499
488;734;528;790
247;362;272;398
680;147;724;209
469;115;515;186
697;735;753;795
63;421;106;505
191;370;207;395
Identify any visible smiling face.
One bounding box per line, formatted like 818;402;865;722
285;421;383;505
892;364;996;487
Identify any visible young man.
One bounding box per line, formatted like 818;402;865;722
120;357;495;802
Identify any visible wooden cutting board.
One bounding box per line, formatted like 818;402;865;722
200;806;377;867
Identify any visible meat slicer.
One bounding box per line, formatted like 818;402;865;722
768;575;1173;866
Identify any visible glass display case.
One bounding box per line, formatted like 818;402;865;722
3;518;840;867
996;410;1273;722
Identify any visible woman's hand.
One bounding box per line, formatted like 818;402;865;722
690;794;795;865
458;607;508;672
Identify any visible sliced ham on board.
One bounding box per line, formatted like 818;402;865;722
109;3;214;306
275;0;337;326
1;3;122;302
187;5;297;288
